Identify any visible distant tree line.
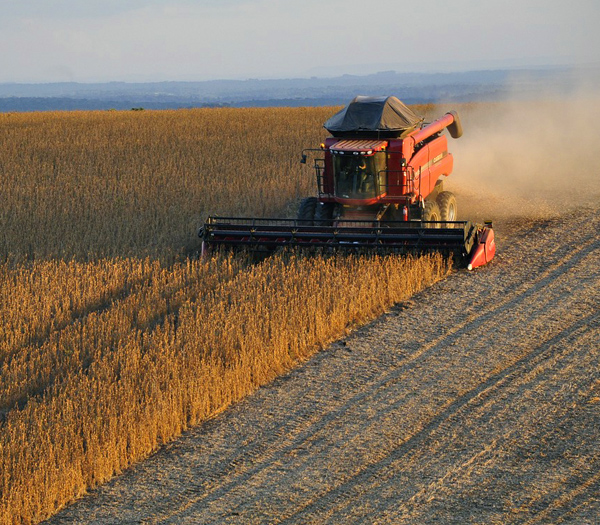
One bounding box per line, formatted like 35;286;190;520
0;97;233;112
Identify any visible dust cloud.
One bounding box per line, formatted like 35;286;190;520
441;88;600;223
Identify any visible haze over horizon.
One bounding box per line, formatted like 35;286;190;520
2;0;599;84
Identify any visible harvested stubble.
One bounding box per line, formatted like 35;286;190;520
0;106;447;524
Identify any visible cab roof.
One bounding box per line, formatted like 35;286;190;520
324;96;423;138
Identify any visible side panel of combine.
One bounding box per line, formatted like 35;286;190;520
425;135;453;195
384;140;406;198
408;144;430;199
407;135;453;199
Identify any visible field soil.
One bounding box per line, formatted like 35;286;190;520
46;206;600;524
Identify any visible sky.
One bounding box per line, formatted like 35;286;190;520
1;0;599;83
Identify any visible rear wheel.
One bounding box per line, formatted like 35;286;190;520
297;197;317;225
423;200;441;227
437;191;457;221
314;202;336;226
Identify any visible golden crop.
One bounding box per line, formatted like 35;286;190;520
0;106;447;524
0;107;328;261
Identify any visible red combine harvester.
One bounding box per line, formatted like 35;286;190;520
200;96;495;269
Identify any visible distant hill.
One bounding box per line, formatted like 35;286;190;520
0;66;597;112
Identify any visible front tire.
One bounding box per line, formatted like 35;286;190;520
437;191;457;222
423;200;441;227
314;202;336;226
297;197;317;225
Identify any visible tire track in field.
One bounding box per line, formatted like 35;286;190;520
277;311;600;524
521;464;600;525
376;326;600;524
45;208;600;524
278;307;600;523
345;326;598;518
547;470;600;524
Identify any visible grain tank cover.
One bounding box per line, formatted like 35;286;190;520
324;96;423;138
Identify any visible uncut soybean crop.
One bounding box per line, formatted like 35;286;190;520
0;106;446;524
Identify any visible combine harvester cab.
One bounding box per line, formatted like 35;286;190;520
200;96;495;269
